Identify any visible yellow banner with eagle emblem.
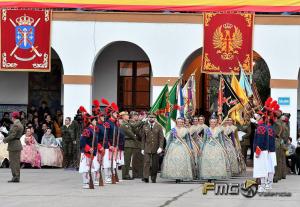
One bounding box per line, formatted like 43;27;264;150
201;12;254;75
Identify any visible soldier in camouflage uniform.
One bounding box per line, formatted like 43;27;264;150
119;111;140;180
61;117;76;168
273;111;284;182
281;115;290;179
72;110;84;169
129;111;145;179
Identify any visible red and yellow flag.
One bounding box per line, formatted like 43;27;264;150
202;12;254;75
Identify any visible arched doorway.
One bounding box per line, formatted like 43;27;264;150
180;48;210;117
92;41;152;111
252;51;271;104
28;48;63;115
180;49;270;117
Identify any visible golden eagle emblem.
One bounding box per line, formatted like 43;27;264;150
213;23;243;60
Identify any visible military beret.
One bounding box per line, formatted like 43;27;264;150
119;111;129;116
11;111;20;119
148;113;156;118
130;111;139;116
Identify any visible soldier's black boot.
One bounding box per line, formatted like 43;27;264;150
143;178;149;183
151;175;157;183
8;177;19;183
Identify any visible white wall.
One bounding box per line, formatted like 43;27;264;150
254;25;300;79
64;84;92;119
92;42;149;103
271;88;298;145
0;72;28;104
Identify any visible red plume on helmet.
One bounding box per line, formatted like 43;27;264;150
111;102;119;112
78;106;90;127
92;99;101;116
93;99;100;108
264;97;273;112
264;98;281;123
101;98;119;116
79;106;87;113
101;98;111;116
101;98;110;106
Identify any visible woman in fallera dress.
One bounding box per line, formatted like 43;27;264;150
20;127;41;168
189;117;205;148
222;118;241;176
223;118;246;175
38;128;63;167
161;117;195;182
189;117;203;179
199;115;231;180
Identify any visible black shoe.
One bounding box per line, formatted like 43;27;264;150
175;179;181;183
151;179;156;183
123;177;133;180
143;178;149;183
8;179;19;183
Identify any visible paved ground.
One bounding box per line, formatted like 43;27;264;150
0;168;299;207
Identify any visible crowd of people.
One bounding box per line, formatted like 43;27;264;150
0;101;66;170
0;98;300;191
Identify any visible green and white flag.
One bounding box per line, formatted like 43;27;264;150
149;84;170;131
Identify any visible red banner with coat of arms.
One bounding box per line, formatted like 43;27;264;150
0;9;51;72
201;12;254;75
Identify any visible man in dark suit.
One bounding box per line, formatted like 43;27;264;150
3;111;24;183
141;113;164;183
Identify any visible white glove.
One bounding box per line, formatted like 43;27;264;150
157;147;162;154
0;127;8;134
250;118;257;124
141;150;144;155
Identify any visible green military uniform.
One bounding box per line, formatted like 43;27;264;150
71;119;82;169
61;124;76;168
274;119;284;182
3;119;24;182
130;119;144;178
281;122;289;179
141;122;164;182
120;119;140;179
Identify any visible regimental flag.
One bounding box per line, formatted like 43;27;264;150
220;75;241;118
202;12;254;75
231;73;249;105
150;84;170;131
182;74;196;118
177;80;185;118
168;79;179;122
0;9;51;72
238;61;253;97
229;73;250;124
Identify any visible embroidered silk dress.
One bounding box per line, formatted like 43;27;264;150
161;127;195;181
20;134;41;168
199;127;231;180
